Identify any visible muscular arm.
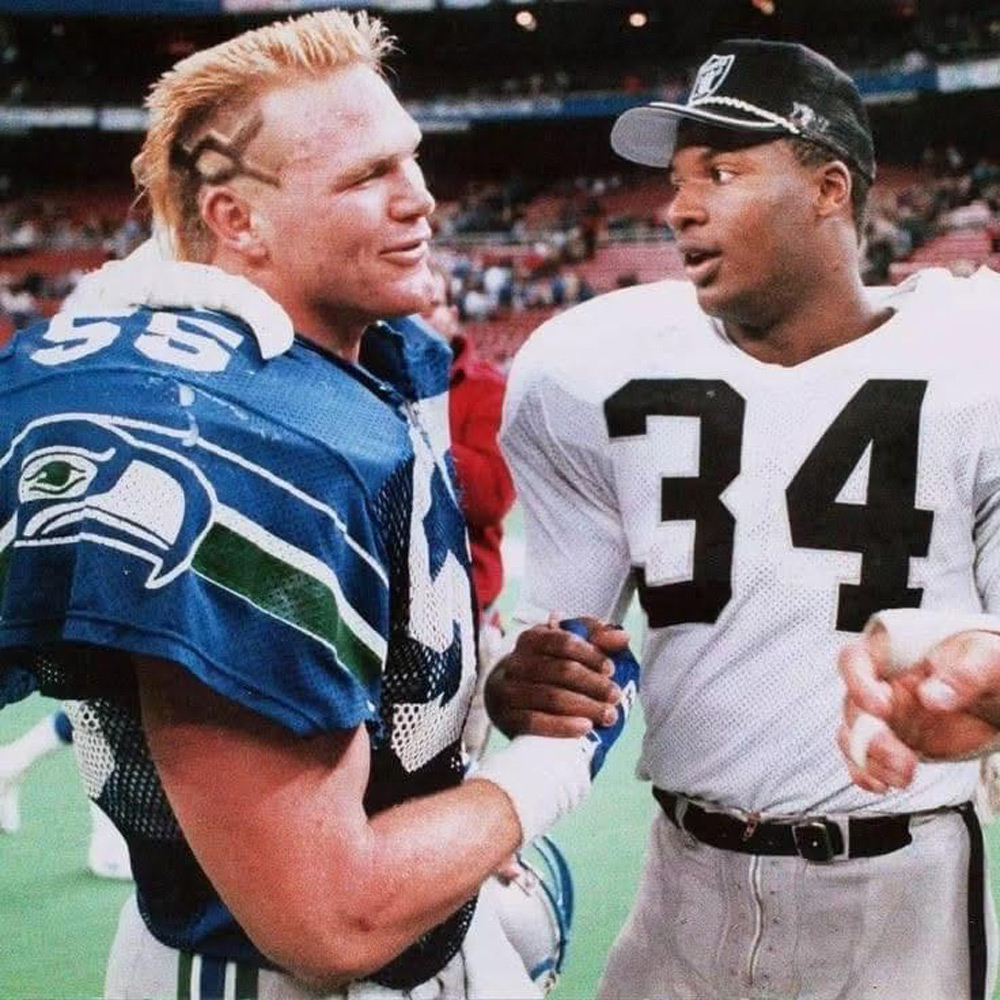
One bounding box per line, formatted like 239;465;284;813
136;654;520;989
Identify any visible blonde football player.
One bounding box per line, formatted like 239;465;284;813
0;11;635;998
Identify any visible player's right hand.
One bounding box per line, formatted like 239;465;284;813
484;615;629;739
838;619;1000;793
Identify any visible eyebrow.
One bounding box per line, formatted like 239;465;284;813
670;142;758;177
667;147;716;182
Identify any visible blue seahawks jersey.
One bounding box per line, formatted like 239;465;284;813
0;306;478;987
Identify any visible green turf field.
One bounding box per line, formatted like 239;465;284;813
2;505;1000;998
7;693;1000;1000
0;694;653;1000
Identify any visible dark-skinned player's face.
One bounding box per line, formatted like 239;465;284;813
665;123;821;323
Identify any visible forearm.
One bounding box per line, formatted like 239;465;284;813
361;779;520;944
241;776;521;988
137;655;524;987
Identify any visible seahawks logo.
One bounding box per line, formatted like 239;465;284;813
6;417;214;588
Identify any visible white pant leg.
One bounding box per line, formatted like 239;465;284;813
597;812;733;1000
597;808;997;1000
801;808;996;1000
104;893;538;1000
442;891;542;1000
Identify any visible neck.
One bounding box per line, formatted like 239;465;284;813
721;270;889;367
208;251;368;363
280;301;368;363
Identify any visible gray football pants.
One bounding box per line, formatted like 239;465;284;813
598;807;997;1000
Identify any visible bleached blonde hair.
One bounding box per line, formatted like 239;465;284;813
132;10;395;261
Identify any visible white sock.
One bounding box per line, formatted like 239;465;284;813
88;802;132;880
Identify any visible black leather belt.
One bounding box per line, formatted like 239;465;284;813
653;788;914;862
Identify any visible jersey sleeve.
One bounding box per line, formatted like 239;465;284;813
965;272;1000;612
973;407;1000;612
0;364;388;737
500;336;635;626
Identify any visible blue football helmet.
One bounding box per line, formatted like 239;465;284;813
485;835;574;995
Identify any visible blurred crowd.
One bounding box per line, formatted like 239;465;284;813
5;149;1000;352
862;147;1000;283
432;247;597;327
0;196;143;257
0;195;146;330
6;4;1000;109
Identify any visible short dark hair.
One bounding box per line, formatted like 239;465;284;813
788;137;870;232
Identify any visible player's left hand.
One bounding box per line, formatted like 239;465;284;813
838;622;1000;793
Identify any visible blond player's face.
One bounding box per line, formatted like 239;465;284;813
248;65;436;330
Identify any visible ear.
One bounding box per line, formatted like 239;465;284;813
815;160;853;221
199;186;268;263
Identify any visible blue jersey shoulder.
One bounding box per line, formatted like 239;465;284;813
6;306;262;379
361;316;452;404
0;305;417;735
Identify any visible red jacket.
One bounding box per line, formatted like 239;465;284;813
449;335;516;611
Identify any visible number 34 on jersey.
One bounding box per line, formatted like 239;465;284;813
605;377;932;633
504;274;1000;641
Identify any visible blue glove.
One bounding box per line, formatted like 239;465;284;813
559;617;640;777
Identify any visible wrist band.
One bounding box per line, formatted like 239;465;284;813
848;712;890;769
469;735;592;845
867;609;1000;676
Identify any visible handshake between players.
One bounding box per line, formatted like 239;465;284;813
496;607;1000;801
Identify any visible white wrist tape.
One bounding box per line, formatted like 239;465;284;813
867;609;1000;677
848;712;890;769
468;735;593;845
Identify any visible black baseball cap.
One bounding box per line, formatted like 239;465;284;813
611;39;876;183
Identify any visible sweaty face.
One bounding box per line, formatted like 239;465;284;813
666;126;820;324
247;65;435;334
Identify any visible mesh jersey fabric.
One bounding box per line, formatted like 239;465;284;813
501;267;1000;817
0;307;478;988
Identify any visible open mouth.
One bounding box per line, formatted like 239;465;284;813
682;248;719;268
681;248;722;283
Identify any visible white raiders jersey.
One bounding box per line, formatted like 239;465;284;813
500;267;1000;816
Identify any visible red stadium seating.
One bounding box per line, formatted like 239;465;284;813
889;228;994;283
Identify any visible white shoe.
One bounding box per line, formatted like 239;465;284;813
87;802;132;880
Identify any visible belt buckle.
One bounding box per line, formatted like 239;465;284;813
791;820;840;862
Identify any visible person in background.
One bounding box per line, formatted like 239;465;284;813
0;706;132;879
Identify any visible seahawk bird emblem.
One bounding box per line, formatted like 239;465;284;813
3;416;215;588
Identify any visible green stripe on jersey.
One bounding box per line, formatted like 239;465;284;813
234;963;259;1000
193;523;381;687
177;952;192;1000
